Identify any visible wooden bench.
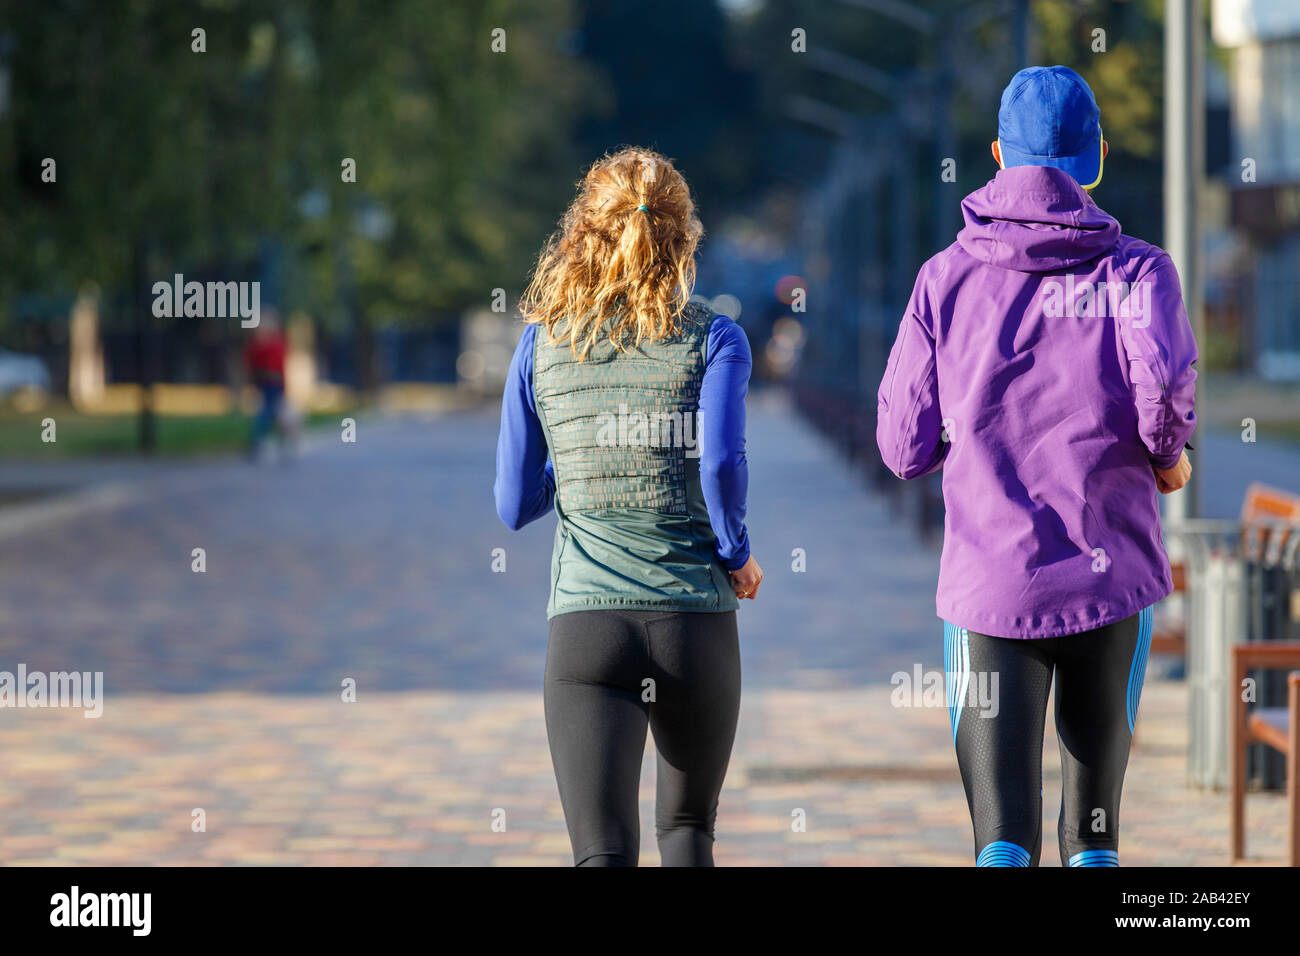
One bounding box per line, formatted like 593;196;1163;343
1230;642;1300;866
1240;481;1300;562
1154;483;1300;657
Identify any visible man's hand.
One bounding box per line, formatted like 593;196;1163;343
730;556;763;600
1154;449;1192;495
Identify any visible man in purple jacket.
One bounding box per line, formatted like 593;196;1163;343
877;66;1197;867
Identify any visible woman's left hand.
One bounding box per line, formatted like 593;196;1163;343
730;556;763;600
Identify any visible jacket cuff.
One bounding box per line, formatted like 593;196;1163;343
1151;447;1184;471
721;541;751;572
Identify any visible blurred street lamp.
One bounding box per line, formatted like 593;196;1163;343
829;0;1027;251
1164;0;1206;520
790;1;1036;405
782;94;861;140
806;46;901;99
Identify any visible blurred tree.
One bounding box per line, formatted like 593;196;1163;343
1031;0;1168;241
1034;0;1163;159
0;0;594;343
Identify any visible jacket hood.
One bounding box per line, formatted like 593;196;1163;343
956;165;1121;272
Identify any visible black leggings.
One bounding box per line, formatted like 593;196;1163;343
544;608;741;867
944;608;1153;867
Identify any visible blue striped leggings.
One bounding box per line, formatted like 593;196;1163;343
943;608;1153;867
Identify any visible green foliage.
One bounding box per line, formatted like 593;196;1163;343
1033;0;1165;160
0;0;594;331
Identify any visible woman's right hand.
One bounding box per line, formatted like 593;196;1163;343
730;556;763;600
1154;449;1192;495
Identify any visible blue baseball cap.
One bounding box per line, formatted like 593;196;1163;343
997;66;1104;189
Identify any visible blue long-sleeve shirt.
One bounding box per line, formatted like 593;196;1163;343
493;318;752;571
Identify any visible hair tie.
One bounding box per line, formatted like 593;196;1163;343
637;204;648;213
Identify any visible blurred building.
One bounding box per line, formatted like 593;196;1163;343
1214;0;1300;380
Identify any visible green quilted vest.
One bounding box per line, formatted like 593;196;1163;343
532;302;739;618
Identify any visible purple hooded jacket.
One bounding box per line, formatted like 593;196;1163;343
877;165;1197;639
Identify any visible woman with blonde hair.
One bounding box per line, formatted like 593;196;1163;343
494;147;761;867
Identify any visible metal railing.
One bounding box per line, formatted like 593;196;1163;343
1164;520;1300;790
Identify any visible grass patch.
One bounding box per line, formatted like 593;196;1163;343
0;403;350;459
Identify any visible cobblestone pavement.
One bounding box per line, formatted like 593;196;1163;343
0;391;1288;865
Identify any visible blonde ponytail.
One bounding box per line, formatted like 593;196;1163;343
521;147;704;359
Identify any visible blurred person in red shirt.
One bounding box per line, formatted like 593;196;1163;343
243;313;294;459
